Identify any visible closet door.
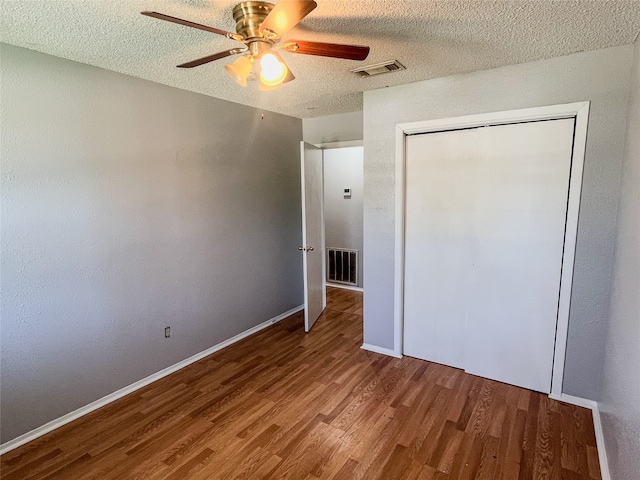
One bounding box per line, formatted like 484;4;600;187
403;128;477;370
464;119;574;393
403;118;574;393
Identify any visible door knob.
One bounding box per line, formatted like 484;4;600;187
307;246;314;251
298;246;305;251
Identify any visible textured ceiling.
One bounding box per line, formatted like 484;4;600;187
2;0;640;119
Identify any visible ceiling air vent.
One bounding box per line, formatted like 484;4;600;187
350;60;406;77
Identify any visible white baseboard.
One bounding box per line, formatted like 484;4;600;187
549;393;597;409
326;282;363;292
0;304;303;456
549;393;610;480
361;343;402;358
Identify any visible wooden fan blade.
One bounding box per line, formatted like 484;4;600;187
259;0;317;39
281;40;370;60
177;48;247;68
141;11;244;42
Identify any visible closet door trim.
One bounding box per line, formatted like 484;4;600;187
393;102;590;397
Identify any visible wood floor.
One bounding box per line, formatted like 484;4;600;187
1;287;601;480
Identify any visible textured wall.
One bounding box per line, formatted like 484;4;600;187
303;111;363;145
362;45;634;400
323;147;364;288
0;44;303;443
600;38;640;480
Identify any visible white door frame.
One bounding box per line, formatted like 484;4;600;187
393;102;590;397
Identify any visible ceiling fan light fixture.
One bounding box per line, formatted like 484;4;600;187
224;54;254;87
142;0;370;91
259;80;284;91
259;52;288;86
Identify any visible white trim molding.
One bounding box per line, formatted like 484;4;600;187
326;282;363;292
549;394;611;480
394;101;590;393
315;140;363;149
549;393;596;410
591;404;611;480
0;304;303;455
361;343;402;358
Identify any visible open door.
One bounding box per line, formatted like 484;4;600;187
300;142;325;332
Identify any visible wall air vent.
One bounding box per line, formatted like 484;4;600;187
350;60;406;77
327;248;358;286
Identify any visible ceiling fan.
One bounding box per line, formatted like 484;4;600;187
142;0;370;91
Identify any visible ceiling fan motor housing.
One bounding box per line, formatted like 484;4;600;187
232;1;275;40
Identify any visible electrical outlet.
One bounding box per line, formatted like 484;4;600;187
164;327;170;338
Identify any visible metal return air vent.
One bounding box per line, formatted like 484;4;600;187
327;248;358;286
350;60;405;77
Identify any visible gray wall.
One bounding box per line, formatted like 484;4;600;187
0;44;303;443
600;38;640;480
303;111;363;144
363;45;634;400
323;147;364;288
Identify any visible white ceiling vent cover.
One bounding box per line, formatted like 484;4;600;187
350;60;406;77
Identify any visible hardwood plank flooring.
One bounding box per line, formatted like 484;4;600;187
1;287;601;479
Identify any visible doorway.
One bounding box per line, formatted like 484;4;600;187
301;143;364;332
323;146;364;290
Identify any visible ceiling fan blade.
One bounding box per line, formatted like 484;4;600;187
141;11;244;42
177;48;248;68
280;40;370;60
259;0;318;39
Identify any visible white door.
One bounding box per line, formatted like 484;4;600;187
301;142;325;332
403;118;575;393
403;128;478;370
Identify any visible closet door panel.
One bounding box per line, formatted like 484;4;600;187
464;119;574;393
403;129;477;369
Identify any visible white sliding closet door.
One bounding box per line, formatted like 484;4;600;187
403;118;575;393
464;119;574;392
403;128;478;370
